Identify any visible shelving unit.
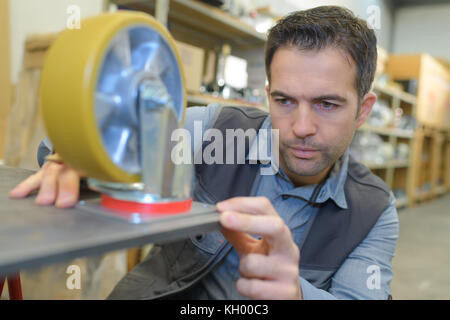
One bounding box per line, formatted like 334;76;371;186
356;82;418;208
373;82;417;106
385;54;450;206
359;123;414;139
111;0;268;109
187;93;267;110
444;132;450;193
363;160;410;170
410;125;449;205
112;1;447;210
112;0;266;48
0;0;12;158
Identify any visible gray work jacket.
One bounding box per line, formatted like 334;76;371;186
107;106;391;299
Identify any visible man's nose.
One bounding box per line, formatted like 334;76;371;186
292;103;317;138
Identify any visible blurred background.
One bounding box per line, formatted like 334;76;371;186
0;0;449;299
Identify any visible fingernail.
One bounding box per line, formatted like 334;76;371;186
9;189;20;197
36;193;51;205
217;201;230;211
56;195;75;208
220;211;235;226
35;198;47;205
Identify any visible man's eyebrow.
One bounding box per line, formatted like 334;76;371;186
270;91;347;103
270;91;295;100
312;95;347;103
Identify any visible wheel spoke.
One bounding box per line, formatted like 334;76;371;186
112;30;132;69
95;92;121;126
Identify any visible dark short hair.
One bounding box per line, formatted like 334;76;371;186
265;6;377;102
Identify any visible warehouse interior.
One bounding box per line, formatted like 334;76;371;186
0;0;449;300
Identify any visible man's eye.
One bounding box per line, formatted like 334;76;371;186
319;101;338;110
275;98;292;106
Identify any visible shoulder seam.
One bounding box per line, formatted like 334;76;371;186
347;167;390;197
222;106;268;120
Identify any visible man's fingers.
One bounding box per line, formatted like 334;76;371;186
55;166;80;208
220;210;285;235
220;210;295;255
221;228;255;254
10;160;81;208
236;278;300;300
9;170;43;198
239;253;298;281
217;197;276;217
35;163;63;205
221;228;269;256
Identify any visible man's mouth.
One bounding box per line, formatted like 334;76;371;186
288;146;319;159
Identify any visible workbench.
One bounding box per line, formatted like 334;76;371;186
0;165;220;276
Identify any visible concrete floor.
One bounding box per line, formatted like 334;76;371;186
391;193;450;299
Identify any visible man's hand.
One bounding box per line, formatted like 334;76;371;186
217;196;302;300
9;157;81;208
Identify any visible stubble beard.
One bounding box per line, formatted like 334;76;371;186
279;141;344;178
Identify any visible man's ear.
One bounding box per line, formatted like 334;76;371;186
356;92;377;128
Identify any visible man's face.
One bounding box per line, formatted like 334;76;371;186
268;46;375;186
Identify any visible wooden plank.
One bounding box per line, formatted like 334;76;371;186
445;137;450;193
430;131;444;198
358;123;414;139
3;69;45;170
364;160;409;170
420;135;432;200
23;33;58;70
393;167;408;190
114;0;266;49
409;128;424;206
373;82;417;105
386;54;450;129
24;33;59;52
23;50;48;70
386;54;422;80
126;248;142;272
3;33;59;170
384;136;396;189
384;90;398;186
187;93;267;110
0;0;12;158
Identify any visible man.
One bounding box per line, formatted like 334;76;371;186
10;6;399;299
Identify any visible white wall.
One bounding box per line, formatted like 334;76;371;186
8;0;396;84
392;4;450;60
9;0;105;84
257;0;394;50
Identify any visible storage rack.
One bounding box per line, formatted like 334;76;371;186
111;0;268;109
357;82;417;208
411;125;450;204
386;54;450;206
111;0;450;209
111;0;266;46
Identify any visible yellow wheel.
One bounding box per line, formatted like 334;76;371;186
40;11;186;182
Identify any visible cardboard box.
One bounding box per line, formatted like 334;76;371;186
375;45;389;78
386;54;450;128
203;49;217;85
0;0;12;158
174;40;205;94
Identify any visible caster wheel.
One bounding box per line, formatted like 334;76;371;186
40;11;186;183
